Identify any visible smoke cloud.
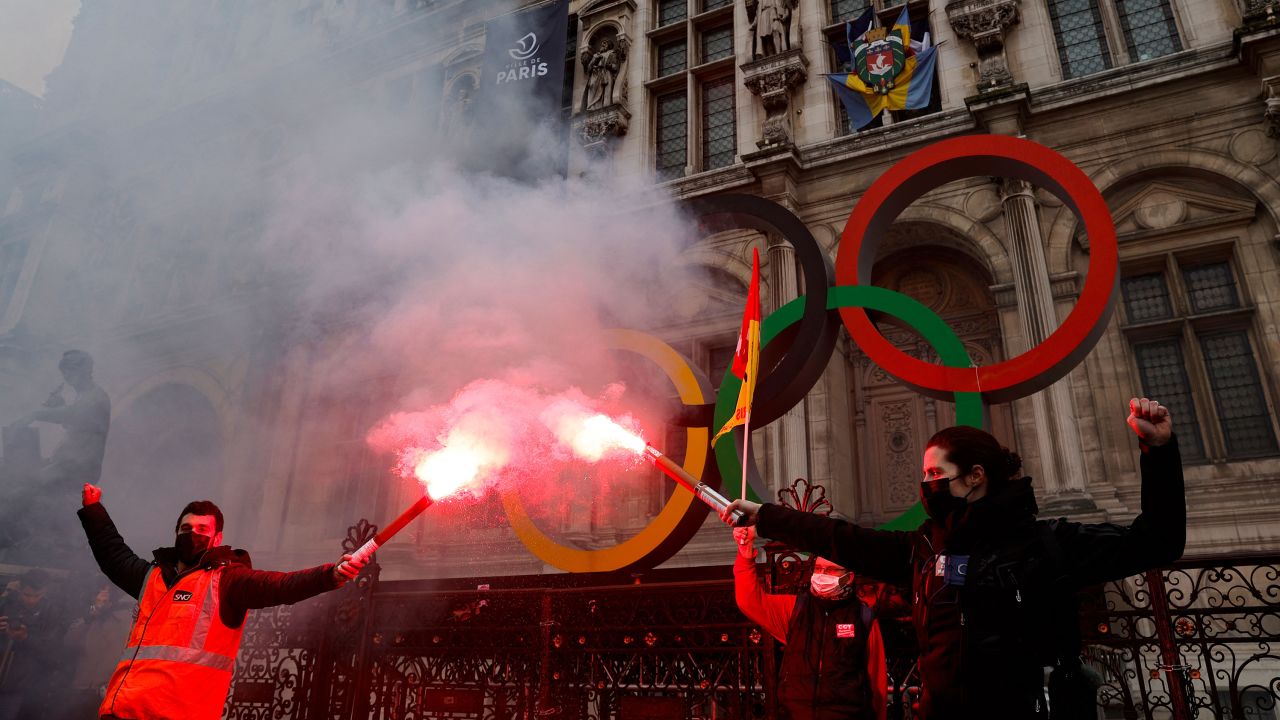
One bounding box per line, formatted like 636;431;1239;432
0;1;717;579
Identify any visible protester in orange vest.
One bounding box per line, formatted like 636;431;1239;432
77;483;367;720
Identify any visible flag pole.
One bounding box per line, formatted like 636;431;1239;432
740;407;751;501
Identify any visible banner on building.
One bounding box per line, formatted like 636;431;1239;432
473;0;570;178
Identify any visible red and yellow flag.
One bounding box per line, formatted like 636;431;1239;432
712;248;761;447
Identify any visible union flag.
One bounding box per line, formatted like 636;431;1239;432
712;248;761;447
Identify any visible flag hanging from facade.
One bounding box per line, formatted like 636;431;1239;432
827;6;936;131
472;0;570;179
712;248;762;447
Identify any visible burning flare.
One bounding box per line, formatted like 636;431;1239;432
411;428;510;500
545;409;646;461
548;409;745;524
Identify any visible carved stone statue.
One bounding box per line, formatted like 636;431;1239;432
750;0;796;58
1;350;111;557
443;75;477;144
581;32;629;111
10;350;111;488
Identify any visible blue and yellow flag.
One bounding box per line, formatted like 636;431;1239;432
827;6;936;131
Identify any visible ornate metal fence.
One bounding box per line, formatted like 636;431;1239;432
1079;554;1280;720
223;529;1278;720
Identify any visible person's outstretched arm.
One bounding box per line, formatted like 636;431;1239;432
722;501;914;586
731;526;795;643
1058;397;1186;587
219;552;368;626
77;484;151;598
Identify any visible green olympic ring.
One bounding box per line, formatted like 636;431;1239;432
713;285;984;532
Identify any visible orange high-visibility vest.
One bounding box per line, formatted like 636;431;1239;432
100;565;246;720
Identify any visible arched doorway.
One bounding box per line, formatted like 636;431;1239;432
847;230;1015;524
99;383;225;552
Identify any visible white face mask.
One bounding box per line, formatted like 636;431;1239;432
810;572;852;599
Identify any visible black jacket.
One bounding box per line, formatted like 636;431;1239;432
757;438;1185;720
78;502;340;628
778;593;877;720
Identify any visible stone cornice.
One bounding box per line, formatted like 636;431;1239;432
662;163;757;199
1029;43;1236;114
798;108;976;170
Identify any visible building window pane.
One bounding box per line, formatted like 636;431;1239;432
702;25;734;63
1134;339;1205;460
656;91;688;181
1199;331;1278;457
702;77;736;171
830;0;869;24
1122;273;1173;323
1048;0;1112;78
657;39;688;77
1183;262;1240;314
659;0;688;26
1116;0;1180;62
704;0;732;10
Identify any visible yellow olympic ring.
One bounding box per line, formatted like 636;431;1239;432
501;329;710;572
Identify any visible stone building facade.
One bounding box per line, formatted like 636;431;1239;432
1;0;1278;579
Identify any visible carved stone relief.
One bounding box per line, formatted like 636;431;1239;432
848;242;1016;520
742;49;809;150
946;0;1021;91
1230;128;1277;165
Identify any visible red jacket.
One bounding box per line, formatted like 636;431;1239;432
735;551;888;720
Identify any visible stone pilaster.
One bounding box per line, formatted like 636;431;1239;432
947;0;1021;93
742;49;809;152
999;178;1094;512
766;232;809;492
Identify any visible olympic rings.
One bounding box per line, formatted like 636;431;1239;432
500;136;1119;570
713;286;984;530
681;194;841;429
501;329;720;572
834;135;1119;403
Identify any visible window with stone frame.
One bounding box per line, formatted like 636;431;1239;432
822;0;939;137
1120;253;1279;462
648;0;737;180
1047;0;1181;80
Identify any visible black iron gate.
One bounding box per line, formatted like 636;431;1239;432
223;525;1279;720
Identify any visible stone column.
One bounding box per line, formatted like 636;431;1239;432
766;234;810;492
999;179;1094;511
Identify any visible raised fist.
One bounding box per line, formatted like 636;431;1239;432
82;484;102;507
1127;397;1172;447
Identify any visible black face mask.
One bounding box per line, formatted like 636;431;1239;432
920;476;975;525
175;532;213;565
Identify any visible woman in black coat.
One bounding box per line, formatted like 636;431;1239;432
723;398;1185;720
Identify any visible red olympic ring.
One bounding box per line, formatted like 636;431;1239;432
834;135;1119;403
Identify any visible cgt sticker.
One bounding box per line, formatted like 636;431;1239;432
173;590;193;602
835;624;857;638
